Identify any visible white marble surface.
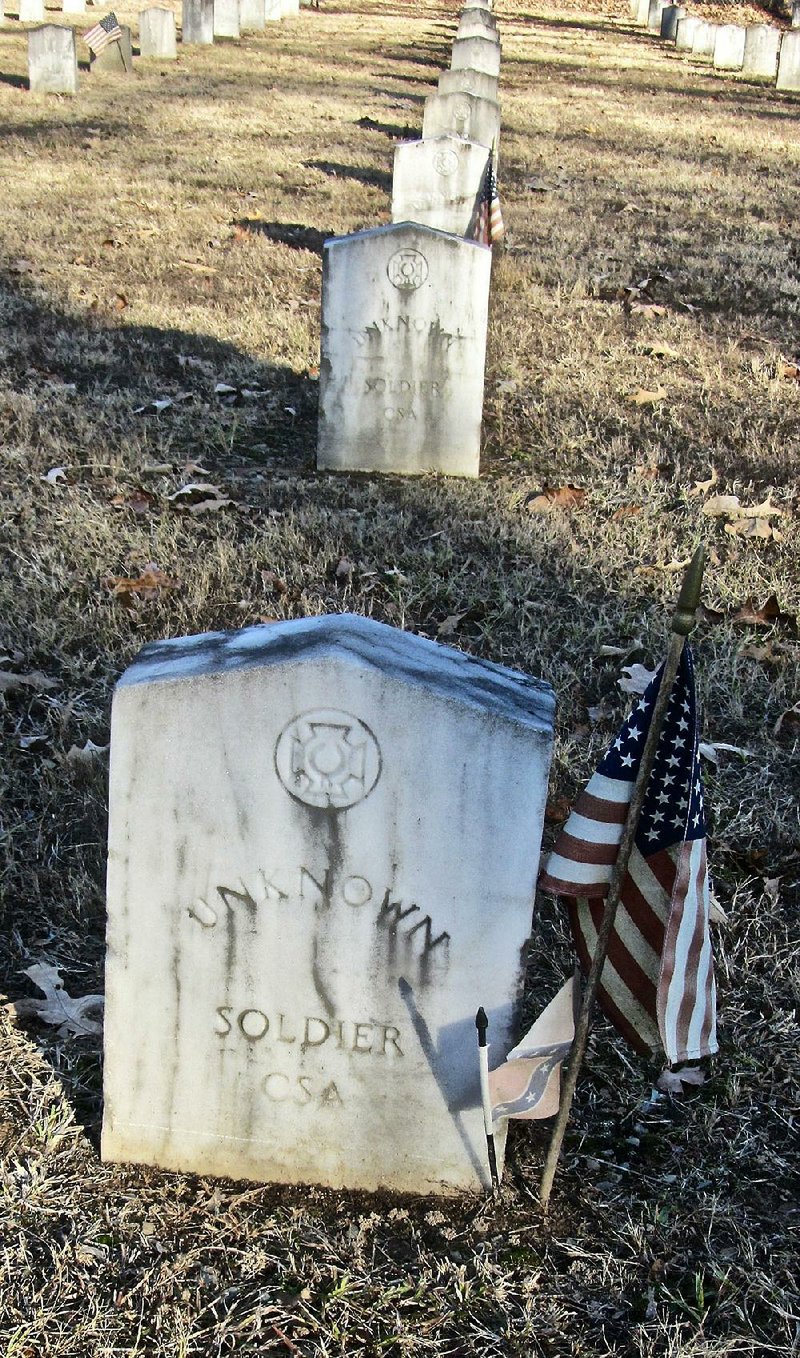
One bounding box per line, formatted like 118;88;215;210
741;24;780;78
437;66;498;103
391;136;491;237
777;29;800;88
674;15;699;50
239;0;265;28
139;7;177;57
28;24;78;93
422;90;500;156
317;222;491;477
19;0;44;22
213;0;240;36
691;21;718;59
102;615;555;1194
450;35;500;78
182;0;214;42
713;24;745;69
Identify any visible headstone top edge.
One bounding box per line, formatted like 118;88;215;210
116;614;556;728
323;221;492;253
394;133;492;153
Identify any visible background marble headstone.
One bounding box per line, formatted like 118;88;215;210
240;0;265;29
62;0;86;11
691;21;718;60
674;15;700;51
438;66;498;103
741;24;780;79
660;4;685;41
92;24;134;72
19;0;45;23
183;0;214;43
713;24;745;70
102;615;555;1195
391;136;490;237
139;7;177;57
28;24;78;92
318;222;491;477
450;35;501;78
422;90;500;157
213;0;240;37
646;0;667;33
777;29;800;89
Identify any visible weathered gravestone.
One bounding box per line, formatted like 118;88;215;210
660;4;685;41
691;21;718;60
674;14;700;51
458;19;498;42
422;91;500;158
634;0;650;25
183;0;213;43
391;136;490;238
240;0;265;29
451;35;500;79
777;29;800;89
62;0;86;12
139;7;177;57
647;0;667;34
102;614;556;1194
713;24;745;70
793;1;800;27
741;24;780;79
213;0;239;37
92;24;133;72
19;0;45;23
317;222;491;477
28;24;78;92
459;6;496;31
438;66;498;103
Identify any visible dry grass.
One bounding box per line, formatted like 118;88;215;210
1;0;799;1353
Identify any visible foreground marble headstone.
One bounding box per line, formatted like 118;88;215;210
391;136;490;237
139;7;177;57
451;35;500;78
318;222;490;477
741;24;780;79
19;0;45;22
183;0;214;43
213;0;240;37
422;90;500;157
777;29;800;90
102;615;555;1194
713;24;745;70
438;66;498;102
28;24;78;92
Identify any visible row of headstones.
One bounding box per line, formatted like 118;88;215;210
318;0;503;479
633;0;800;93
25;0;301;94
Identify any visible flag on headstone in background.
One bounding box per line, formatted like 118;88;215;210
82;11;122;54
472;157;505;247
488;977;577;1127
540;646;717;1066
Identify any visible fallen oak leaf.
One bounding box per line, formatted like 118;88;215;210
8;963;104;1038
167;483;231;513
526;485;586;513
731;595;795;628
103;565;180;608
627;385;667;406
740;495;786;520
0;670;59;695
698;740;755;767
437;613;465;637
41;466;69;486
618;663;658;696
702;494;742;519
689;469;718;497
656;1065;707;1095
111;487;158;515
63;739;110;767
629;302;668;317
773;704;800;738
641;341;680;360
724;518;780;541
612;504;642;521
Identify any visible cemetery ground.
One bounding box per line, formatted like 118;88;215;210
0;0;798;1351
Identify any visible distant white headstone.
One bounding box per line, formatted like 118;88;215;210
28;23;78;93
451;35;500;78
422;90;500;157
140;7;177;57
240;0;265;28
777;29;800;89
183;0;214;42
392;136;490;238
318;222;491;477
647;0;667;34
281;0;299;13
741;24;780;79
674;15;700;50
102;615;555;1195
713;24;746;70
792;0;800;27
214;0;240;36
19;0;45;22
264;0;282;16
691;20;718;59
634;0;650;24
62;0;86;11
660;4;685;41
438;66;498;103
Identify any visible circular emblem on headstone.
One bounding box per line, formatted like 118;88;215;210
275;709;381;810
387;248;429;291
433;148;459;177
453;101;471;123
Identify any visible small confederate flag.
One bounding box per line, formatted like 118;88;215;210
540;647;717;1066
472;156;505;247
488;977;577;1128
82;11;122;54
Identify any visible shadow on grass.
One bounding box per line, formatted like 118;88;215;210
237;219;331;253
0;71;28;90
305;158;392;191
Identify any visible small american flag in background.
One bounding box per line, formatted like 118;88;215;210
472;156;505;247
540;646;717;1066
82;12;122;54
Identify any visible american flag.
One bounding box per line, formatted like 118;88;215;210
472;156;505;247
488;978;576;1127
540;646;717;1066
82;12;122;54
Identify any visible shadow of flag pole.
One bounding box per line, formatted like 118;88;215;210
538;545;706;1211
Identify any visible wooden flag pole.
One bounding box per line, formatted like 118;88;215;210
539;546;706;1211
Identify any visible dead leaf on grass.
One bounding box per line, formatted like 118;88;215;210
41;466;68;486
656;1066;707;1095
642;341;680;360
773;705;800;738
627;385;667;406
526;485;586;513
724;517;782;542
698;740;755;767
437;613;464;637
103;565;180;608
0;670;59;696
629;302;667;318
8;963;104;1038
689;469;718;497
618;663;657;696
111;487;159;515
634;557;691;576
702;494;742;518
167;483;232;514
731;595;795;628
64;740;109;767
261;569;288;595
612;504;642;521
